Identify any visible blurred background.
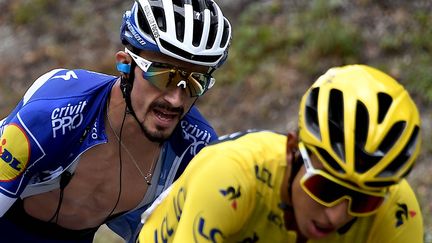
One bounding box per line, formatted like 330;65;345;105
0;0;431;242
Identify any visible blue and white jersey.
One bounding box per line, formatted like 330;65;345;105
0;68;217;241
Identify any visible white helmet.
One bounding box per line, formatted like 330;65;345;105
120;0;232;68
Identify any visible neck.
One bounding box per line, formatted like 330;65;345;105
280;152;308;242
107;83;161;151
106;101;161;185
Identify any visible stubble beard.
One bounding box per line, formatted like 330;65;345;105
141;123;174;143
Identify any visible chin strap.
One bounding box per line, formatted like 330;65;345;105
119;61;148;135
288;151;303;203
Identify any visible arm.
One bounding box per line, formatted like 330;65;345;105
138;148;255;242
0;119;31;216
367;179;424;243
0;195;16;217
0;69;73;216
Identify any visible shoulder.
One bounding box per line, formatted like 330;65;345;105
212;130;287;156
13;69;115;133
177;106;217;143
169;106;218;155
365;179;423;242
189;130;287;176
2;68;115;169
23;69;116;103
217;129;286;143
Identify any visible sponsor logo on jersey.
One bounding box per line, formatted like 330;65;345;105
180;120;212;156
220;186;241;210
153;215;175;243
173;187;186;221
193;216;224;243
395;203;417;227
267;211;283;229
181;120;212;144
0;124;30;181
51;101;87;138
152;187;185;243
255;165;273;188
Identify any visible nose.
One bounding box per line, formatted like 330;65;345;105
324;199;352;226
163;83;187;107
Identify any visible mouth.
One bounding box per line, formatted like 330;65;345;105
309;220;335;238
152;107;181;127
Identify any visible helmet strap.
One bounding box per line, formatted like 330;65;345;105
288;151;303;200
119;61;148;136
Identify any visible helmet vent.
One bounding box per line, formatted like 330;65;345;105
304;87;321;141
354;101;381;173
316;147;344;173
153;7;167;32
205;0;217;15
328;89;345;161
172;0;186;8
355;101;369;145
378;121;405;153
354;146;382;173
206;21;217;49
159;38;221;62
365;180;394;188
377;92;393;124
192;19;204;47
378;125;420;177
174;12;185;41
191;0;205;12
137;7;153;36
220;19;231;48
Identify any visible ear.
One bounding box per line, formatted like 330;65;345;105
286;132;299;164
116;51;132;74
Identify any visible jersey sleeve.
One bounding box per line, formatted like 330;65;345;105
0;70;66;215
0;71;59;216
0;68;114;217
366;179;424;243
138;146;256;243
0;117;37;216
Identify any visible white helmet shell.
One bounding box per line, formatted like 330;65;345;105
120;0;232;68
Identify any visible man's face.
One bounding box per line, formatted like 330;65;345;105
129;51;209;143
291;153;355;239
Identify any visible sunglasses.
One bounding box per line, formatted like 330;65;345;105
125;48;215;97
298;142;387;216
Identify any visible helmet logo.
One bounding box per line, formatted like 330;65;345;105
126;19;147;46
142;4;160;39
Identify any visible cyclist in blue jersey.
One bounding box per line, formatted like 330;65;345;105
0;0;231;242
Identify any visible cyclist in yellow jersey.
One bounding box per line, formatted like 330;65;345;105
137;65;424;243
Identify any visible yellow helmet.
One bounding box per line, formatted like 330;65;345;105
298;64;421;191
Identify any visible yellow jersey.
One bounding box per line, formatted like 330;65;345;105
137;131;424;243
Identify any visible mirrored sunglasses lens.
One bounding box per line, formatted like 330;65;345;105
303;174;345;203
187;73;210;96
350;190;384;214
141;67;173;90
141;65;212;97
303;174;384;214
